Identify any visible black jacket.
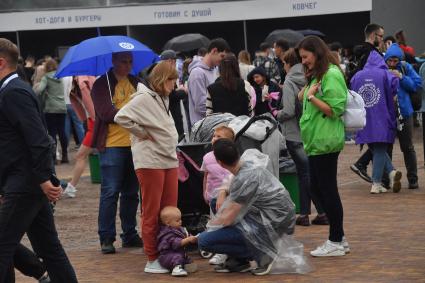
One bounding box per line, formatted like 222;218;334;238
0;72;53;194
347;42;383;84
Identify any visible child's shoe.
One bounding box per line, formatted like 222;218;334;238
144;259;169;274
171;265;188;276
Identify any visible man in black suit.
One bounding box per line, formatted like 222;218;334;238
0;38;77;282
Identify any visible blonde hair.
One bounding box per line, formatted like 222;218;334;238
238;50;251;65
44;59;58;72
160;206;181;224
214;125;235;141
148;61;178;95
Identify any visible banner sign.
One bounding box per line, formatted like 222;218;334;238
0;0;371;31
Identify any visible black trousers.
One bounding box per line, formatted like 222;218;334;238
14;244;46;280
0;193;77;283
309;152;344;242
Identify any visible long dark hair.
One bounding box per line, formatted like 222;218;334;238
296;36;343;83
219;53;241;91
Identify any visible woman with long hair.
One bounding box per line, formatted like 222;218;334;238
276;48;328;226
296;36;349;257
238;50;255;80
115;61;180;273
206;53;253;117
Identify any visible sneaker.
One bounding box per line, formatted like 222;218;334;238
101;240;115;254
295;215;310;226
144;259;169;274
389;170;402;193
209;253;228;265
251;257;275;276
408;182;419;190
214;258;251;273
370;183;388;194
310;240;345;257
341;237;350;253
350;164;372;183
171;265;188;277
311;214;329;225
38;273;51;283
122;236;143;248
63;183;77;198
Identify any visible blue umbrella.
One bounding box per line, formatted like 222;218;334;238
55;35;159;78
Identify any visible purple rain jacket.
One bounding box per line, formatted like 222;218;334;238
351;50;399;144
157;225;191;270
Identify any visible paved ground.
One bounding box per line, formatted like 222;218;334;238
17;126;425;283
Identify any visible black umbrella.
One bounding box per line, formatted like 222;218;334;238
265;29;304;47
163;33;210;52
298;29;326;38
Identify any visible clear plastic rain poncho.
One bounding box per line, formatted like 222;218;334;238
190;113;235;142
207;149;312;274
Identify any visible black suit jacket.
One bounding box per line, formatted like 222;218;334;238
0;72;53;194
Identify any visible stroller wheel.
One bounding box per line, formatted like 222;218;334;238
200;250;214;259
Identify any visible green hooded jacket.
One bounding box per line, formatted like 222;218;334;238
34;71;66;113
300;64;347;156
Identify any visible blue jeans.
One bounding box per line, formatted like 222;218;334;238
286;140;324;215
98;147;140;244
198;226;253;261
369;143;394;184
65;104;85;145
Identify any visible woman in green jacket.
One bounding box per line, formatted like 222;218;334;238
296;36;349;257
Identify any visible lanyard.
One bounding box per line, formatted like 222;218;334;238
0;73;18;92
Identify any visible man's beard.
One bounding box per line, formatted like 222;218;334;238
373;39;380;47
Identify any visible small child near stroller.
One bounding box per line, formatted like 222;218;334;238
200;125;235;265
157;206;198;277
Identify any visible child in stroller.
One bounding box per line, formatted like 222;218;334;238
200;125;235;265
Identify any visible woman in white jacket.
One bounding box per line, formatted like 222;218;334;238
115;61;179;274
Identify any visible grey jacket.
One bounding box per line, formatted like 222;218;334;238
276;63;306;142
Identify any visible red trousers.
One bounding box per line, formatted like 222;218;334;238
135;168;178;261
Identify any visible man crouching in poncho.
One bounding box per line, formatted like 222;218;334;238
198;139;310;276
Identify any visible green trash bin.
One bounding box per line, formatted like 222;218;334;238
279;173;300;214
88;153;102;184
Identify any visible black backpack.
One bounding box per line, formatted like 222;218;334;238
400;61;423;111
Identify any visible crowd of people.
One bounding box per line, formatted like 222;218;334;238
0;21;424;282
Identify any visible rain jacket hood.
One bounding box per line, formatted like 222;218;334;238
384;43;404;62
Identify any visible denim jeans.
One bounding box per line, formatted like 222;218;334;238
65;104;85;145
286;140;324;216
98;147;140;244
0;194;77;283
198;226;253;261
369;143;394;184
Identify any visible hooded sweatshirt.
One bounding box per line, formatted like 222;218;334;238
187;59;217;125
351;51;399;145
384;43;422;118
33;71;66;113
114;83;178;169
276;63;306;142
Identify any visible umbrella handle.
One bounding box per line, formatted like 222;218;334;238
106;72;114;106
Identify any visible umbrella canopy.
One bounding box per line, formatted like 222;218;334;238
265;29;304;47
298;29;326;37
163;33;210;52
55;35;159;78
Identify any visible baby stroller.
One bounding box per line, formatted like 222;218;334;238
177;114;280;256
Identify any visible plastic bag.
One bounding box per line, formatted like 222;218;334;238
190;113;235;142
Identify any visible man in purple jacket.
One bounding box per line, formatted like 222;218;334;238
91;52;142;254
350;50;402;194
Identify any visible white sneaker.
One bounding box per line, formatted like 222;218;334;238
171;265;188;276
310;240;345;257
389;170;402;193
341;237;350;253
370;183;387;194
209;253;228;265
63;183;77;198
144;259;169;274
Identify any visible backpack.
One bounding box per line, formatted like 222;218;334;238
342;89;366;131
400;61;423;111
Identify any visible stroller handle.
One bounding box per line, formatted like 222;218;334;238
234;114;278;144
